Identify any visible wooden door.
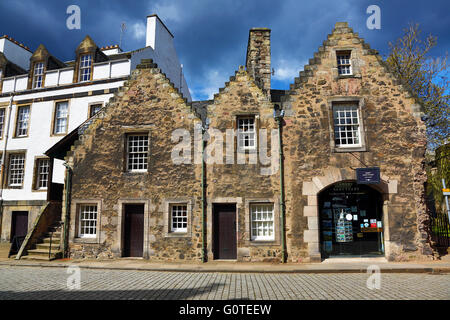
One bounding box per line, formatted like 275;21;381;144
213;204;237;259
11;211;28;242
123;204;144;257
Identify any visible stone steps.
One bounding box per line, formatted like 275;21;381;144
20;223;63;261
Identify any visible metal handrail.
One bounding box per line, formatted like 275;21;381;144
48;231;53;259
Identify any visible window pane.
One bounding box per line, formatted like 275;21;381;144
127;134;149;171
250;204;274;240
333;104;360;147
54;102;68;134
171;204;187;232
8;154;25;186
36;159;50;189
79;55;92;82
0;108;5;138
33;62;44;88
79;205;97;237
16;106;30;136
238;117;256;149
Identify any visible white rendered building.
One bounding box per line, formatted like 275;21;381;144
0;14;190;243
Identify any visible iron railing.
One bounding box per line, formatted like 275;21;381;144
431;212;450;248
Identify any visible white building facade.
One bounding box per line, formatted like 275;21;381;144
0;14;190;243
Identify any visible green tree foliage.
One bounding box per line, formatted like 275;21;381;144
386;23;449;149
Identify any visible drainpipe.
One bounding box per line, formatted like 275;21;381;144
201;118;210;263
0;94;14;239
62;162;72;258
274;107;286;263
201;134;206;263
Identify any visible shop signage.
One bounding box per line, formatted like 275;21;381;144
356;167;380;184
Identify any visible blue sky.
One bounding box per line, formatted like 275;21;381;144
0;0;449;101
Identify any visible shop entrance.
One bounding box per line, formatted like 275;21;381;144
318;181;384;258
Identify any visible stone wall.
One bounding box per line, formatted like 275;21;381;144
66;60;203;261
281;22;434;262
246;28;271;96
205;65;281;262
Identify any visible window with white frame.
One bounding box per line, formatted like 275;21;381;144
79;54;92;82
170;204;188;233
53;101;68;134
8;153;25;187
15;106;30;137
337;51;352;75
35;158;50;190
33;62;45;88
251;203;275;241
78;204;97;238
333;104;361;147
0;108;5;138
127;134;149;172
237;116;256;150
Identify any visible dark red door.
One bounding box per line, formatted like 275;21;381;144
213;204;237;259
123;204;144;257
11;211;28;242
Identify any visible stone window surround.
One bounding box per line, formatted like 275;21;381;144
327;97;367;153
244;197;280;246
116;199;151;259
302;167;398;262
331;47;362;79
232;112;260;154
206;197;242;261
88;101;104;118
119;125;155;174
163;197;194;238
70;199;102;244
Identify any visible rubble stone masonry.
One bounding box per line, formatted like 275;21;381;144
63;22;435;262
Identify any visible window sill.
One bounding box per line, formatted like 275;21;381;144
250;240;278;246
337;74;361;79
165;232;191;238
73;237;99;244
333;146;367;153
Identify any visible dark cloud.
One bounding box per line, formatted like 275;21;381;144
0;0;448;100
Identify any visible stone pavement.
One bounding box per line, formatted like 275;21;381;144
1;256;450;274
0;265;448;300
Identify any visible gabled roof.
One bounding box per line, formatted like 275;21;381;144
31;44;67;69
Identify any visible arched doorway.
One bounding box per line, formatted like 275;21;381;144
318;181;384;258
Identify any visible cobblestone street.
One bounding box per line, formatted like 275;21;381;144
0;266;448;300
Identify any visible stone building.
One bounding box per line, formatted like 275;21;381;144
0;14;190;259
40;22;434;263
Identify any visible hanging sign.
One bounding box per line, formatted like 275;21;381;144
356;167;380;184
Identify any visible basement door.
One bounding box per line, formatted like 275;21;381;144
10;211;28;242
213;204;237;260
123;204;144;257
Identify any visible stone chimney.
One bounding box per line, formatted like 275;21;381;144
245;28;271;95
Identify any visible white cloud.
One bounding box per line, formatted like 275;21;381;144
150;2;182;23
190;69;229;100
272;58;307;81
130;21;146;40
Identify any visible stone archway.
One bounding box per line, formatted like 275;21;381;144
301;167;398;262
